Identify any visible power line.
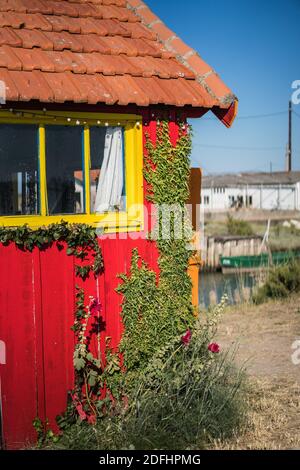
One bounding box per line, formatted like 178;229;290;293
193;143;285;151
293;109;300;118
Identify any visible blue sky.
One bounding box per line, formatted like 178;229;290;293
146;0;300;174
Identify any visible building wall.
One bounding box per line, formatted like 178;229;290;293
202;183;300;212
0;113;184;449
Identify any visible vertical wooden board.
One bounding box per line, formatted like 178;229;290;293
101;237;124;350
0;245;38;449
75;251;103;366
169;113;179;147
39;244;75;430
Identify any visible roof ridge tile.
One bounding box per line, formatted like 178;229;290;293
126;0;237;110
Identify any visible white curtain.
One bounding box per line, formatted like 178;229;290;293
95;127;124;213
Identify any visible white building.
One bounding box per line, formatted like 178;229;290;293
201;171;300;212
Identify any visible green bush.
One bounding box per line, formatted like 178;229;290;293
49;298;246;450
226;215;254;237
253;260;300;304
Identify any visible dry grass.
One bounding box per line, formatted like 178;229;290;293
210;377;300;449
210;295;300;449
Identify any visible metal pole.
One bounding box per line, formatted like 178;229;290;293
288;100;292;172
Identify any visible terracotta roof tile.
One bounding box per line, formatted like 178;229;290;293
9;69;53;101
0;67;20;100
0;0;26;14
19;0;53;15
0;0;237;126
106;74;149;106
45;50;86;73
0;27;22;47
12;47;55;71
45;1;80;17
204;72;233;100
94;19;131;37
71;74;118;105
76;34;110;53
15;28;53;49
122;21;156;40
0;45;22;70
43;31;82;52
100;36;141;56
42;71;83;102
44;15;82;33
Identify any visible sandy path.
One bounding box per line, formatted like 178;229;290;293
212;295;300;449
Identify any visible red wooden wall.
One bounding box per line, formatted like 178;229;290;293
0;114;181;449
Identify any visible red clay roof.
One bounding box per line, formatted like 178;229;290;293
0;0;237;126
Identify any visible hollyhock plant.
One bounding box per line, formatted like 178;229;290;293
71;393;87;421
87;414;97;425
89;297;101;315
208;343;220;354
181;329;192;346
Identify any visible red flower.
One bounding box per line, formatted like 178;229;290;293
181;329;192;346
76;403;87;421
89;297;101;315
87;414;97;425
71;393;87;421
208;343;220;354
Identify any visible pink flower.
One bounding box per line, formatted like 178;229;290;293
89;297;101;315
181;329;192;346
76;403;87;421
71;393;87;421
87;414;97;425
208;343;220;354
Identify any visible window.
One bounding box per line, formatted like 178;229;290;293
89;126;125;214
203;196;210;205
246;195;253;207
45;125;84;215
0;112;143;231
0;124;39;216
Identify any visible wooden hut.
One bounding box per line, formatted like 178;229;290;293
0;0;237;449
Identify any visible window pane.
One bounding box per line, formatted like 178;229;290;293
45;126;84;215
90;126;126;214
0;124;39;216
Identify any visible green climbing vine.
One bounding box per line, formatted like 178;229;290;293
115;120;196;392
0;221;103;279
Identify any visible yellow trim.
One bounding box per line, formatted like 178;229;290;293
83;125;91;215
0;111;144;232
38;125;47;216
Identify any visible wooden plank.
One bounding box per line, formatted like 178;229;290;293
39;243;75;432
0;244;38;449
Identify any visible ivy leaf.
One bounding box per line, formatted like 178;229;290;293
87;370;98;387
73;355;85;371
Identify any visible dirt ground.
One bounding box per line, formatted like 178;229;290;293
213;295;300;449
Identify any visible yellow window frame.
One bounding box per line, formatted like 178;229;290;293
0;110;144;233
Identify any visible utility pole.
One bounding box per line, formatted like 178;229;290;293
287;100;292;172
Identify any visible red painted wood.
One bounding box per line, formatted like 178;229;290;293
0;116;166;449
0;244;39;449
39;243;75;432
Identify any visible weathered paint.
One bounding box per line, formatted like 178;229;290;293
0;116;165;449
0;115;201;449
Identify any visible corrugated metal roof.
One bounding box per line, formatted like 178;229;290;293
0;0;237;125
202;172;300;188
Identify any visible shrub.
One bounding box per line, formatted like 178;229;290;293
253;260;300;304
226;215;254;237
49;298;246;450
